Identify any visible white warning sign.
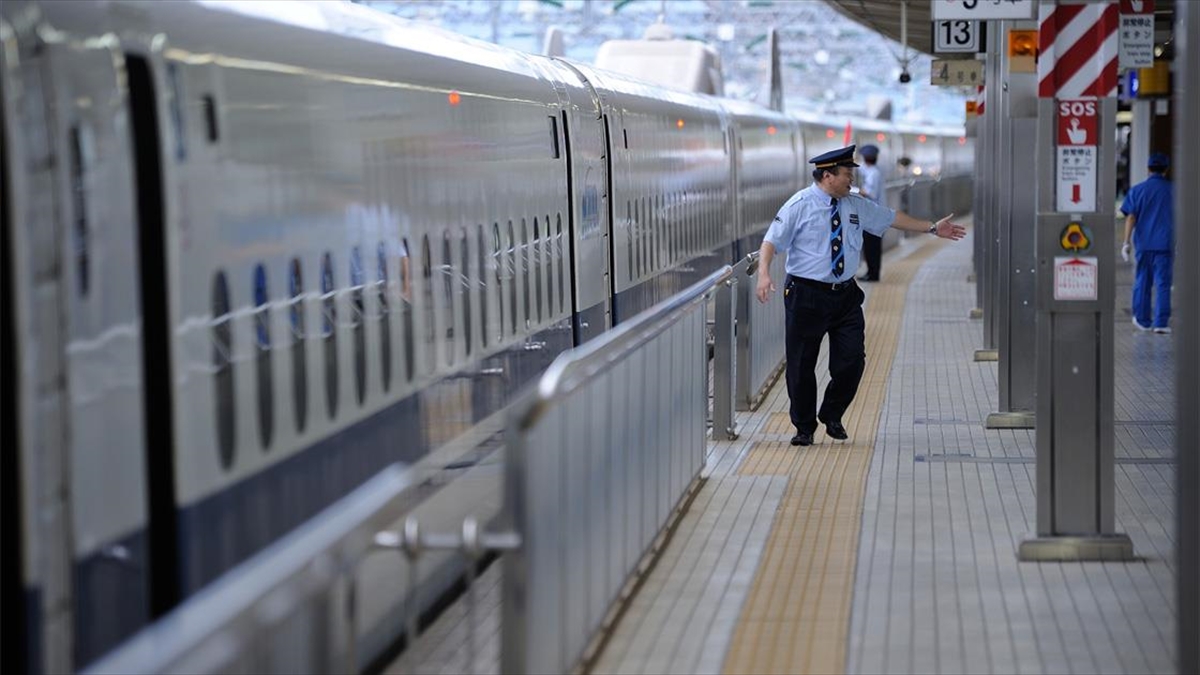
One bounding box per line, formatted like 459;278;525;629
1056;146;1097;212
1054;257;1099;301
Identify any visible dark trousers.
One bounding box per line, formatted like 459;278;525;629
783;276;866;434
862;232;882;279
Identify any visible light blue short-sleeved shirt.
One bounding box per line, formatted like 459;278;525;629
764;183;896;282
858;164;885;205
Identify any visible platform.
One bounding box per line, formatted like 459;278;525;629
391;220;1178;674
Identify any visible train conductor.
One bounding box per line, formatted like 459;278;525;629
755;145;966;447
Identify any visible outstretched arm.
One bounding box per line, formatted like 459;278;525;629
891;211;967;240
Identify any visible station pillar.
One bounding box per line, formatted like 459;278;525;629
987;20;1038;429
1175;2;1199;670
973;26;1001;361
1019;93;1132;561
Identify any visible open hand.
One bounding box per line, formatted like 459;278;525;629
934;213;967;240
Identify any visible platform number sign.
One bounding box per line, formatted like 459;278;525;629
934;20;982;53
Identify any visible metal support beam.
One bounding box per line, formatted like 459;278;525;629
1175;3;1199;671
988;19;1038;430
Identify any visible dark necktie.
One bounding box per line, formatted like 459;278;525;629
830;197;844;278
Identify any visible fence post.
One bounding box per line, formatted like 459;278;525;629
712;278;737;440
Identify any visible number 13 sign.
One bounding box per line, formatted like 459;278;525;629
934;19;984;53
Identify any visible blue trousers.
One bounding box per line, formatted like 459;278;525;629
1132;249;1173;328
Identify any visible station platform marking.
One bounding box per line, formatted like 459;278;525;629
722;235;950;675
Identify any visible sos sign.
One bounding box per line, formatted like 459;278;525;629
1057;99;1098;146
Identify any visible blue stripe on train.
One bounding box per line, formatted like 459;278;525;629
71;314;579;666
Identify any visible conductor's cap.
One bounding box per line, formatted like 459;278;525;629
809;145;860;170
859;144;879;160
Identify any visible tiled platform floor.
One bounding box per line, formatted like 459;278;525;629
394;221;1178;674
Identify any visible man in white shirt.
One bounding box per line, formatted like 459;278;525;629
856;144;885;281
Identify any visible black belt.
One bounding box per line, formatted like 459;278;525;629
789;275;856;292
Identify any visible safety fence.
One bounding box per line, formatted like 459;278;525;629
736;256;786;413
503;254;758;673
85;255;759;675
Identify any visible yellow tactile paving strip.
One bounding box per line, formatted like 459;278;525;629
723;236;950;675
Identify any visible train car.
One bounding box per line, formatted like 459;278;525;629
0;1;971;672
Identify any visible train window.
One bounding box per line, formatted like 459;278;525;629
211;271;235;470
532;217;542;324
507;221;517;336
289;258;307;433
633;200;641;280
442;232;455;365
377;242;391;393
253;264;273;451
641;199;649;277
461;228;472;357
670;193;678;264
628;200;638;282
321;253;339;419
649;196;657;274
544;214;553;317
351;247;366;406
477;225;488;348
521;218;531;329
202;94;219;143
68;126;89;297
421;235;434;373
492;223;504;343
548;115;560;159
650;195;658;273
556;215;565;315
401;237;415;383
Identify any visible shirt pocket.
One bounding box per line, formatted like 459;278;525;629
797;221;826;252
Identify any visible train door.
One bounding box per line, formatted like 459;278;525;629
728;125;743;259
1;18;30;673
549;59;610;345
0;18;160;669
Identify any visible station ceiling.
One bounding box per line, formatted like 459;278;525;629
825;0;1177;58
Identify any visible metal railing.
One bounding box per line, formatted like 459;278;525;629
501;254;758;674
85;466;419;674
735;254;785;412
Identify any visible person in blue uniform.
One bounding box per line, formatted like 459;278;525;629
1120;152;1175;334
755;145;966;446
856;144;886;281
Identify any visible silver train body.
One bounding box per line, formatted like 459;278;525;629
0;1;972;671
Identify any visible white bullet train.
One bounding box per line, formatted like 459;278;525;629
0;1;972;671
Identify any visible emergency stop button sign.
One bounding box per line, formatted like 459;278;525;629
1058;99;1098;146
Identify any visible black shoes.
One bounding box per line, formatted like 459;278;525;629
858;274;879;282
824;420;849;440
790;431;813;446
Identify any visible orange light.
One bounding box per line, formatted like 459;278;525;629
448;91;461;106
958;137;967;145
876;132;886;142
1008;29;1038;58
767;125;777;135
918;134;927;143
826;129;836;138
676;118;685;129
